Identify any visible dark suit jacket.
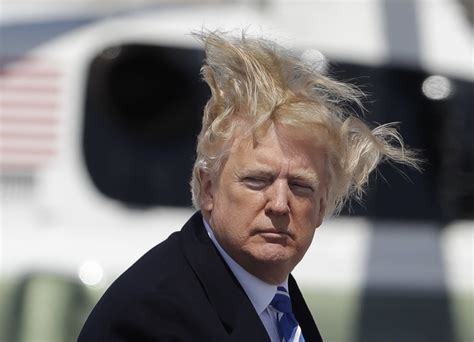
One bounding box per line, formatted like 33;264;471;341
78;211;323;341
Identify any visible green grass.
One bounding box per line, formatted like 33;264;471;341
451;291;474;342
301;287;360;342
1;276;472;342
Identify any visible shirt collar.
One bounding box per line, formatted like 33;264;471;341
202;217;288;315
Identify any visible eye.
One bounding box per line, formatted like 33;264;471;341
242;177;269;190
289;182;314;195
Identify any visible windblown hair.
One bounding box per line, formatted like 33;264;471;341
190;30;420;217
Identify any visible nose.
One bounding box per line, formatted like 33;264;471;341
264;180;290;216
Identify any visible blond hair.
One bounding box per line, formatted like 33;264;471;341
190;30;420;218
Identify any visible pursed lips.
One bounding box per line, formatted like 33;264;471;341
254;228;293;239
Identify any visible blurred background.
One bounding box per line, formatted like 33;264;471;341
0;0;473;341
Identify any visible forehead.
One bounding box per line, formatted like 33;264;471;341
227;124;328;178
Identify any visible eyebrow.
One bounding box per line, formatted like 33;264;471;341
289;172;320;187
238;168;320;185
238;169;275;179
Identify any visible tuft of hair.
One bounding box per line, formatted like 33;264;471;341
190;29;421;218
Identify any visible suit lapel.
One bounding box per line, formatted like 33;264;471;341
289;275;323;341
179;212;270;341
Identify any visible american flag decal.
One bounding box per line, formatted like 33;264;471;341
0;56;61;171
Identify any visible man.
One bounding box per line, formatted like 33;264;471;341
78;31;418;341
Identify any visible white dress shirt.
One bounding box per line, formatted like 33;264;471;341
203;218;287;342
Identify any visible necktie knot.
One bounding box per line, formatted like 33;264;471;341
270;286;305;341
270;286;293;313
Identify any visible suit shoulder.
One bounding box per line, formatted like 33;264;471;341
79;230;197;335
107;229;193;297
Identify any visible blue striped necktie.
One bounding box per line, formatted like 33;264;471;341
270;286;305;342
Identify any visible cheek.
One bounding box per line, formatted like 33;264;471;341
230;183;264;203
295;197;320;220
293;208;317;247
292;201;321;241
213;189;265;240
222;185;267;217
212;189;253;231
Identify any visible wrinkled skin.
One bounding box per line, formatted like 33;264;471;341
201;124;328;284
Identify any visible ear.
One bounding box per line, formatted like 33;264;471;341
199;170;215;212
315;188;329;228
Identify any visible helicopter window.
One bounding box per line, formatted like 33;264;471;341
332;63;474;221
83;44;473;220
83;44;208;208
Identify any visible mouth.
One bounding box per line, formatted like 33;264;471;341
255;229;292;240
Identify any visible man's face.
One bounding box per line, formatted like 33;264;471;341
201;124;328;284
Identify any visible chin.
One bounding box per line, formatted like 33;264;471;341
252;245;295;265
